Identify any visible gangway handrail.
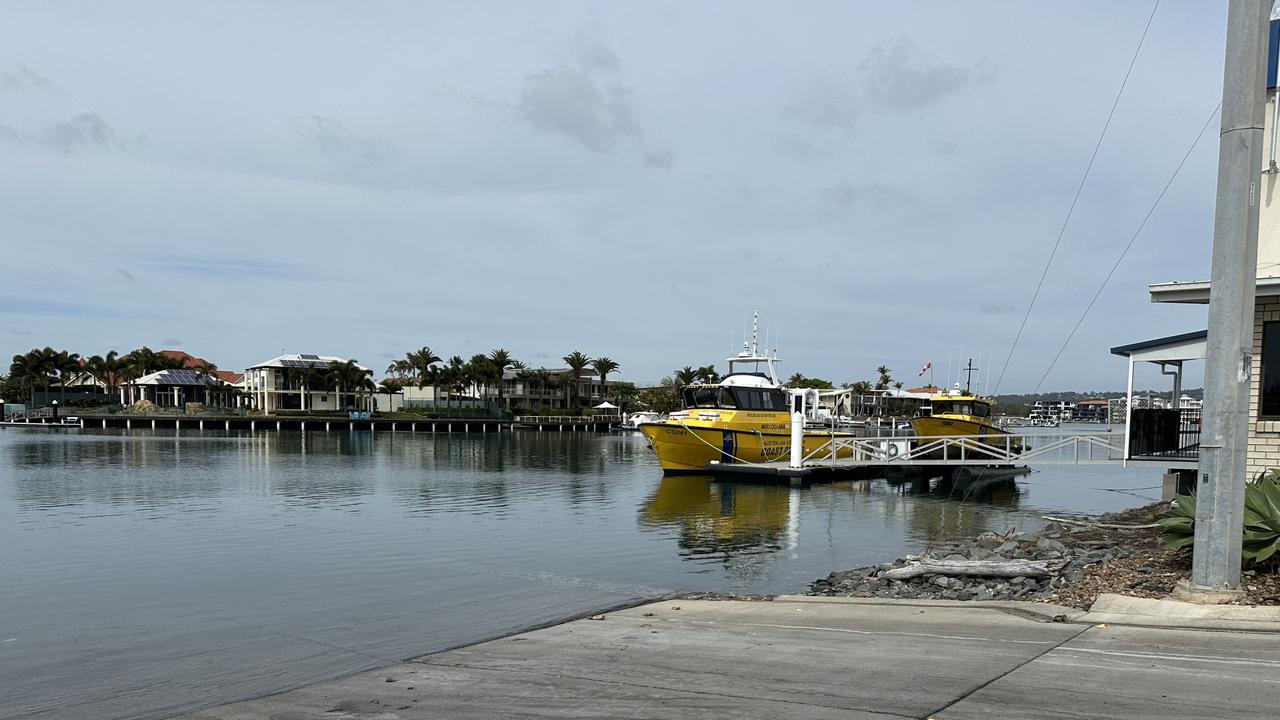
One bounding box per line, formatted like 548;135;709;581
794;430;1125;467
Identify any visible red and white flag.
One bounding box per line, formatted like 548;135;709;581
918;362;932;377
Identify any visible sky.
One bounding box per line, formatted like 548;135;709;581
0;1;1235;392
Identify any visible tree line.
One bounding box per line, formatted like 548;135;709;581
4;346;221;406
637;363;913;413
382;347;625;411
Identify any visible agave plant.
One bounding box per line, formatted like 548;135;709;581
1159;470;1280;565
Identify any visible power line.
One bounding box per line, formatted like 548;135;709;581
1032;101;1221;393
993;0;1161;394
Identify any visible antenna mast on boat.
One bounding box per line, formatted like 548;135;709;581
751;308;760;355
961;358;978;395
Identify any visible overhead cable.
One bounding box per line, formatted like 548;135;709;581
993;0;1162;394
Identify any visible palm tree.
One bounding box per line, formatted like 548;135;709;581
195;360;220;407
875;365;893;391
562;351;591;410
407;346;442;383
328;360;374;411
590;357;620;401
387;358;412;380
488;348;517;410
8;352;40;406
405;346;443;408
696;364;719;383
673;366;699;389
445;356;466;410
51;350;82;404
467;354;498;402
27;347;58;407
849;380;873;395
296;365;325;412
541;371;563;410
85;350;122;401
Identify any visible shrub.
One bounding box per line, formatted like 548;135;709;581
1159;470;1280;565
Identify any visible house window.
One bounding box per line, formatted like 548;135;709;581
1262;321;1280;418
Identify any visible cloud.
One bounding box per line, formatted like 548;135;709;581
514;38;667;165
642;146;674;169
858;37;995;111
980;303;1018;315
161;337;183;347
115;268;139;284
139;255;304;279
0;112;139;154
292;115;390;165
820;181;907;214
786;75;864;133
6;326;34;336
0;65;53;91
788;37;994;133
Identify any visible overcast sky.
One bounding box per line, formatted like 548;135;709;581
0;1;1234;392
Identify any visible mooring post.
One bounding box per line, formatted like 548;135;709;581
789;412;804;469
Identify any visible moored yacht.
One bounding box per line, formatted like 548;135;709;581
638;315;853;473
912;362;1022;454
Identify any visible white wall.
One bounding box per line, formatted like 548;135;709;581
1260;90;1280;276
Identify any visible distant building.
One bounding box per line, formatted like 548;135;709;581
1029;400;1072;422
1073;398;1110;423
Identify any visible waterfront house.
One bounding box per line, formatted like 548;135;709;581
120;368;236;408
244;354;371;413
490;368;624;411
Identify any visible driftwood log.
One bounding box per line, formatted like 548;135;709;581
878;558;1067;581
1041;515;1161;530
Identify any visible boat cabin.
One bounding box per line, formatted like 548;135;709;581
927;396;994;419
681;385;789;411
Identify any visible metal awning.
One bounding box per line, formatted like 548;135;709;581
1111;330;1205;466
1110;330;1207;362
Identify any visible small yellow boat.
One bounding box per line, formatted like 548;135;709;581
639;319;853;473
912;385;1022;456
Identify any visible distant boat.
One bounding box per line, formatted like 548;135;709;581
619;411;664;430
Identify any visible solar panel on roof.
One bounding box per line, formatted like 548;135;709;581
152;369;207;385
300;354;320;360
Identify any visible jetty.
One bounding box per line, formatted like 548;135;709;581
701;425;1163;484
63;414;513;433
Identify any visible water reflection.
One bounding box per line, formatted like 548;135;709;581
639;472;1029;567
640;476;790;558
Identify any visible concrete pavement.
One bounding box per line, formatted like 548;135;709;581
181;597;1280;720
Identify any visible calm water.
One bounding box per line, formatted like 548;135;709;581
0;425;1164;719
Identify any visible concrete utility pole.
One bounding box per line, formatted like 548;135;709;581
1189;0;1272;595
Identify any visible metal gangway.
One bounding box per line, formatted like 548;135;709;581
793;428;1125;469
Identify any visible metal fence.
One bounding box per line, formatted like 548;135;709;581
1128;408;1201;460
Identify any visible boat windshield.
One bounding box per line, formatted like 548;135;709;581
682;386;787;411
933;400;991;418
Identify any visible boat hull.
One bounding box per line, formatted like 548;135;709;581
639;421;852;473
911;416;1023;457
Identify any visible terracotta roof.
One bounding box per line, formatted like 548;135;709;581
213;370;244;384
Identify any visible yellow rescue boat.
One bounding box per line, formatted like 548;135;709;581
912;387;1022;456
639;320;853;473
